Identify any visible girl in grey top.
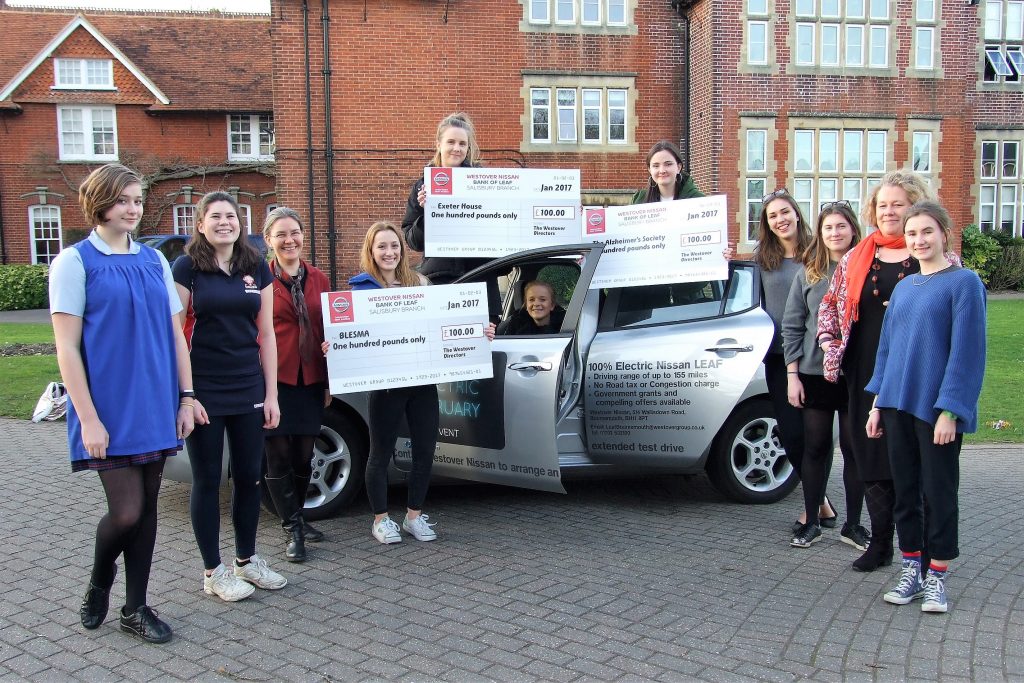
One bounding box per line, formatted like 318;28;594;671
782;201;865;549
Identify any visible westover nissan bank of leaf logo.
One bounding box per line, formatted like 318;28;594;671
430;168;454;195
328;292;354;323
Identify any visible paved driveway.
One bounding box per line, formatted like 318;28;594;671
0;418;1021;681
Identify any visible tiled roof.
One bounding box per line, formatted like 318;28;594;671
0;9;271;112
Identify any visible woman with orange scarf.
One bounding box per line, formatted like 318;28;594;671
817;170;958;572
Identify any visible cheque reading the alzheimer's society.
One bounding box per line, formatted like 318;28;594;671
585;194;729;288
424;167;581;258
321;283;493;394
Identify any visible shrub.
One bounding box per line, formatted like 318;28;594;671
988;244;1024;291
0;265;49;311
960;225;1002;286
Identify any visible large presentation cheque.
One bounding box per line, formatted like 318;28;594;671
424;167;581;258
584;194;729;288
321;283;493;394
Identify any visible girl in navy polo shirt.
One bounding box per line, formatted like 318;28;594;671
262;207;331;562
51;164;193;643
866;201;986;614
173;191;287;602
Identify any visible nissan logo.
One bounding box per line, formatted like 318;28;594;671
588;213;603;226
434;171;451;186
332;297;350;314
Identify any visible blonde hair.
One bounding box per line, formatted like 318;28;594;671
79;164;142;226
862;170;935;229
359;221;420;287
430;112;481;167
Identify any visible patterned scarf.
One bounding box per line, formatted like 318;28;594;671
273;261;318;365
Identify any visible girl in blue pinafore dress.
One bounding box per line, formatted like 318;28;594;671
50;164;197;644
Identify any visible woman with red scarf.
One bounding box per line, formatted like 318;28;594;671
817;171;958;572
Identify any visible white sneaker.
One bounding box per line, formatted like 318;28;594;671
402;514;437;542
233;554;287;590
203;564;255;602
372;516;402;544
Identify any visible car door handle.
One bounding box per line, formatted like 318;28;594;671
508;361;553;371
705;343;754;353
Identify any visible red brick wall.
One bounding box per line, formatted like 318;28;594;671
270;0;688;286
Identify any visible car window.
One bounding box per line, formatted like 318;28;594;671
599;263;761;329
536;264;578;308
162;240;186;263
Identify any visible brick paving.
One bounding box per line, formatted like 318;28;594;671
0;417;1021;681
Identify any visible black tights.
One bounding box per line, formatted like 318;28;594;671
92;460;165;612
800;408;863;525
265;435;315;480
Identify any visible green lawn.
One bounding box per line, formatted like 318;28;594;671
968;299;1024;444
1;302;1022;439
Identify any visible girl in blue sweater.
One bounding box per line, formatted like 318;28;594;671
865;201;986;614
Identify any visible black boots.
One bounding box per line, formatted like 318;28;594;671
264;475;306;563
293;474;324;543
853;480;895;572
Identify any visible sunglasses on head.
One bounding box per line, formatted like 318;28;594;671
761;188;790;204
819;200;852;212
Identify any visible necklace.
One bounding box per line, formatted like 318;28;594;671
870;250;911;297
912;265;952;285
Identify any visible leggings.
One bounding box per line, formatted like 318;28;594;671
365;385;439;515
800;407;861;525
186;411;265;570
92;459;165;612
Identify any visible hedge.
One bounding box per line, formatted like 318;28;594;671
0;265;49;311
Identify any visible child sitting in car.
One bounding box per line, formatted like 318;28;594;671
497;280;566;335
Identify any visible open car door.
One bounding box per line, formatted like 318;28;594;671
393;244;602;493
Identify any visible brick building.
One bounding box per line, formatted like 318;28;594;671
0;8;275;265
271;0;1024;283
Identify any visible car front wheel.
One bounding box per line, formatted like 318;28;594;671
706;398;798;504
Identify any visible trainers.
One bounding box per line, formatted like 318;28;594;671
790;523;821;548
119;605;172;644
203;564;255;602
234;555;287;590
840;523;871;552
884;559;925;605
921;569;949;613
372;516;402;544
402;514;438;542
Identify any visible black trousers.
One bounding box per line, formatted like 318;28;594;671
882;409;961;561
365;385;439;515
764;354;805;477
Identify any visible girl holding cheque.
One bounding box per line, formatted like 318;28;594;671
866;201;986;614
402;112;485;284
349;221;494;544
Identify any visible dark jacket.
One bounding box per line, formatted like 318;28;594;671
630;173;703;204
402;160;488;284
496;306;566;336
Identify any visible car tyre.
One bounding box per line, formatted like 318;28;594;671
706;398;798;504
261;405;368;521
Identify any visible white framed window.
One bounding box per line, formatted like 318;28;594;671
744;128;770;242
848;0;865;18
523;0;631;29
748;21;769;64
915;27;935;69
57;106;117;161
821;24;840;65
978;136;1024;235
869;0;888;19
984;0;1024;83
524;81;633;150
748;0;768;14
796;0;815;16
239;205;253;234
53;58;114;89
912;131;933;176
29;205;62;265
557;89;577;142
582;89;602;143
173;204;194;235
531;89;551;143
792;124;891;218
228;114;274;162
792;4;891;69
821;0;840;17
846;25;865;65
869;26;889;67
797;23;816;64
